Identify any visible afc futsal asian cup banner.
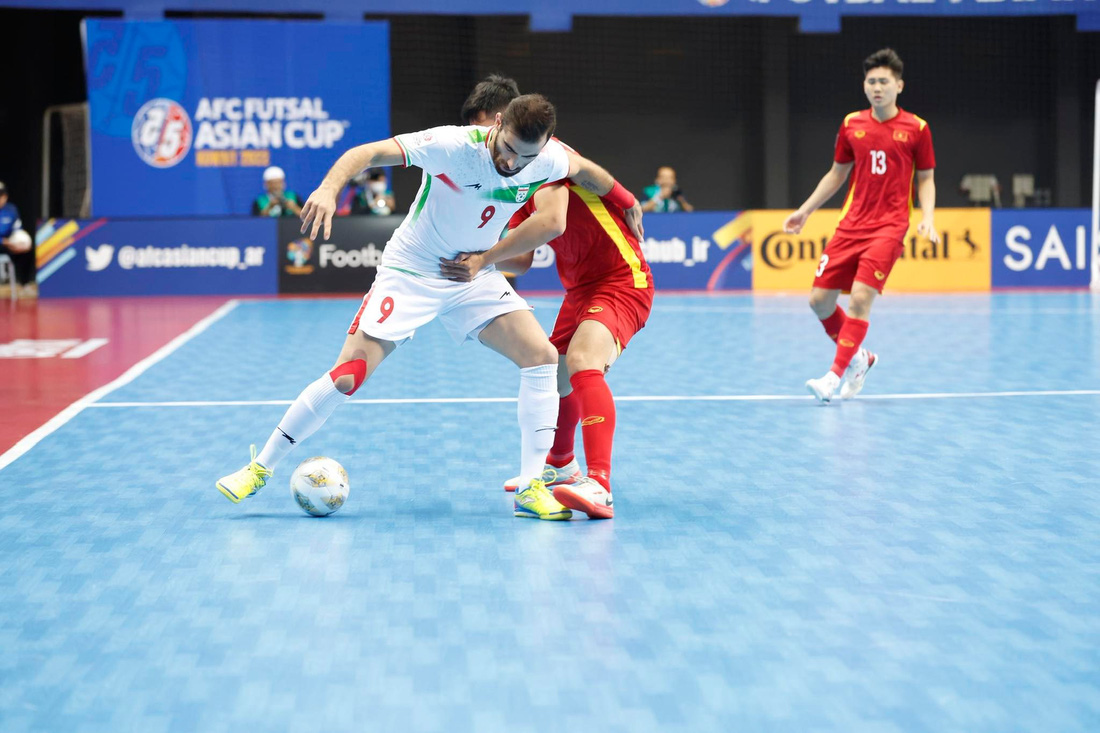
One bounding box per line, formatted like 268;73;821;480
82;19;389;217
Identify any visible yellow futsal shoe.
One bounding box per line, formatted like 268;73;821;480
514;479;572;521
216;445;272;503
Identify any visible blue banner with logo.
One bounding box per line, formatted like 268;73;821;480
992;209;1092;288
82;19;389;217
515;211;751;292
35;218;277;296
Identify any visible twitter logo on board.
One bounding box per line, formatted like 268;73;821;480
85;244;114;272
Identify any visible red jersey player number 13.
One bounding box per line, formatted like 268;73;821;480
782;48;937;405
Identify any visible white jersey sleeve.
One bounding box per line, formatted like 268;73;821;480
393;126;467;176
542;138;571;182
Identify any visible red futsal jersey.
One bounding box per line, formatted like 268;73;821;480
508;182;653;292
833;108;935;242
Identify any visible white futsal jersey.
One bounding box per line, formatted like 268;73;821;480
385;125;570;277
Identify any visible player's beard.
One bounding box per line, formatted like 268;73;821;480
490;136;521;178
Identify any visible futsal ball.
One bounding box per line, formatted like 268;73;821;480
6;229;32;254
290;457;350;516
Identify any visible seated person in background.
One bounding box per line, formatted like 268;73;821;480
252;166;303;217
344;168;396;215
0;181;36;298
642;166;693;212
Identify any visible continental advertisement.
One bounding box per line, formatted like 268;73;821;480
750;208;992;293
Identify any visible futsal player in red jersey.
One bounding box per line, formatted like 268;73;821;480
441;174;653;520
783;48;938;402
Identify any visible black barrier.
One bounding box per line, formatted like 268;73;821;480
278;215;401;294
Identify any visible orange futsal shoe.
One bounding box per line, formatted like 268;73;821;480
553;476;614;520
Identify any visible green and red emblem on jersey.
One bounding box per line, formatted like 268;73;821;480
484;178;548;204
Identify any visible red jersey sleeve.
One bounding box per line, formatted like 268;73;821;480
834;122;854;165
915;124;935;170
508;200;535;230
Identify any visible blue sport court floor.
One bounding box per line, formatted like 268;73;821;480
1;292;1098;732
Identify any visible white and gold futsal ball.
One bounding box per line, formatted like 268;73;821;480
290;457;350;516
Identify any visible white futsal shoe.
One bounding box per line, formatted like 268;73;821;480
805;371;841;403
502;458;583;493
840;349;878;400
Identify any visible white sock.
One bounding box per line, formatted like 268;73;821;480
516;363;559;487
257;373;349;470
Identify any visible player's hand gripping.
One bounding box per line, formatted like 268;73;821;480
917;218;940;245
623;201;645;241
439;251;486;283
783;210;808;234
300;186;338;240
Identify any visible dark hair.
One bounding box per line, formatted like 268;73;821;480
366;168;385;180
863;48;903;79
500;94;556;144
461;74;521;124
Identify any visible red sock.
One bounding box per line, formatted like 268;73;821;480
570;369;616;492
547;391;581;467
820;306;847;343
831;317;869;376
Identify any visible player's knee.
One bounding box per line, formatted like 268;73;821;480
329;358;367;395
518;340;558;369
565;348;601;376
848;291;874;317
808;291;830;315
534;341;560;368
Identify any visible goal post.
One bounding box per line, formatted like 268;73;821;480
1092;80;1100;290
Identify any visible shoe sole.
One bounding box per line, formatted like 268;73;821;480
841;355;878;400
216;482;243;503
503;471;582;493
553;486;614;520
513;506;573;520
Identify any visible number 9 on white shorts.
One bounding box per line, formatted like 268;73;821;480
347;267;532;345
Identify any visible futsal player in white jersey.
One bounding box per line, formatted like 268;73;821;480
216;94;644;520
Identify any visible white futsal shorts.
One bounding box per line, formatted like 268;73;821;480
347;266;531;344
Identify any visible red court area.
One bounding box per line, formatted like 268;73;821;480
0;297;231;455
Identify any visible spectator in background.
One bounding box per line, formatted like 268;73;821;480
0;181;36;298
252;166;303;217
461;74;522;126
341;168;396;216
642;166;693;213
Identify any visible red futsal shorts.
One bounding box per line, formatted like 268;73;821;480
812;234;904;294
549;283;654;355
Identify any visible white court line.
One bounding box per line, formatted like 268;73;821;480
87;389;1100;408
0;300;240;472
653;305;1097;315
61;338;110;359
